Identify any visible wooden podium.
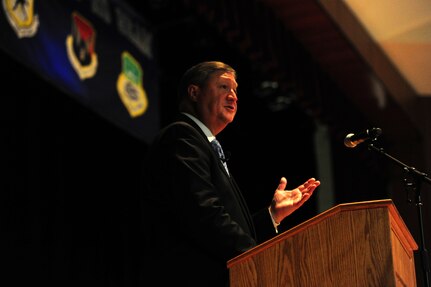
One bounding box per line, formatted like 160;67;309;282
228;199;418;287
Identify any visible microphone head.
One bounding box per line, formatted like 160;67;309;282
343;127;382;148
343;133;357;148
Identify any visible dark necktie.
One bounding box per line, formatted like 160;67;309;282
211;139;230;175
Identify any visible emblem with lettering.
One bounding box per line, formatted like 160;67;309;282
117;51;148;118
66;12;98;80
2;0;39;38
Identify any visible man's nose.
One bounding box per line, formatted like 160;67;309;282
228;89;237;101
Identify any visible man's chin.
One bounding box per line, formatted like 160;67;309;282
225;116;235;124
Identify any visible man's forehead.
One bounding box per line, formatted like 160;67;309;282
218;72;238;85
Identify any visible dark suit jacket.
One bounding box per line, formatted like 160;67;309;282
141;114;275;286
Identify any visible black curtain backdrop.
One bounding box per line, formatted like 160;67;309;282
2;53;146;286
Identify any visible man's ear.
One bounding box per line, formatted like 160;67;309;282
188;85;199;101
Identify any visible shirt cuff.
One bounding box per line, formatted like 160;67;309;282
268;206;280;233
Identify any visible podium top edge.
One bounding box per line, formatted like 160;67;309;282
227;199;418;268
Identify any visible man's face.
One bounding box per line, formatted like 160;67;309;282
195;71;238;135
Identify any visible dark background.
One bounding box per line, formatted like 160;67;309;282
2;1;428;286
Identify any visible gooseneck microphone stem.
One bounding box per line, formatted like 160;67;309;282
368;142;431;287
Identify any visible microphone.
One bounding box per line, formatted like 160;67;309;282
344;127;382;148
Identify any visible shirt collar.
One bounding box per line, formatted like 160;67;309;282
182;112;215;142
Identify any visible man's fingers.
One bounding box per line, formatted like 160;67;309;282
303;178;320;191
277;177;287;191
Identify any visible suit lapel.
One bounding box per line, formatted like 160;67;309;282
176;114;257;240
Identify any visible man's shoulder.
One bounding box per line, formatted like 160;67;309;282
163;117;197;133
157;117;204;141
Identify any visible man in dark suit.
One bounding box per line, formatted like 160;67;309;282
141;61;320;286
